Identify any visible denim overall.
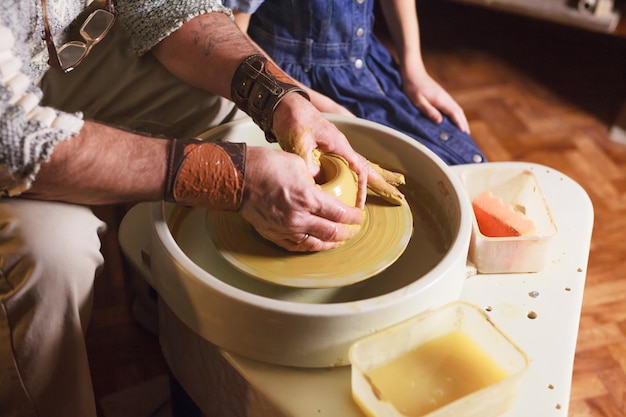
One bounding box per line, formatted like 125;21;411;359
225;0;485;165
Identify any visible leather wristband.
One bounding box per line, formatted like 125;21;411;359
164;139;246;211
231;54;310;143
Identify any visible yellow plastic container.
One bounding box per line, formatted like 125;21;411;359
350;302;528;417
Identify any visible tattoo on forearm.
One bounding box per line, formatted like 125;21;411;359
190;15;253;59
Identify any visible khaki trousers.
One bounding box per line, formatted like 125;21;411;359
0;14;244;417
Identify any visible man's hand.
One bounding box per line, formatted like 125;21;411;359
239;147;363;252
271;93;406;207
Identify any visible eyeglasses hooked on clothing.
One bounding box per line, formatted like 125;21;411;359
41;0;117;73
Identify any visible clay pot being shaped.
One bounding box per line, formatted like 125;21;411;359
317;153;358;206
256;152;358;247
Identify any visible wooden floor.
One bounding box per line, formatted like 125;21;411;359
85;1;626;416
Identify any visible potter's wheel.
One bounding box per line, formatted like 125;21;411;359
144;115;474;367
206;193;413;288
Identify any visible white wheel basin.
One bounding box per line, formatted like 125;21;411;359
147;115;473;367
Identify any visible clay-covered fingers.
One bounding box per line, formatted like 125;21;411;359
366;160;406;205
270;96;405;206
239;147;363;252
368;160;405;186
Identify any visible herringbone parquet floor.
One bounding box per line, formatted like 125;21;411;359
86;1;626;416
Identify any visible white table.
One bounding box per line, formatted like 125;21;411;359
119;162;594;417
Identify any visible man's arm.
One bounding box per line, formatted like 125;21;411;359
27;13;254;205
156;11;353;117
25;13;252;205
151;12;256;99
25;122;169;205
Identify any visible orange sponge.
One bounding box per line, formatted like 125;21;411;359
472;191;537;237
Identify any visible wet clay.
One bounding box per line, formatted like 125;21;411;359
277;126;311;158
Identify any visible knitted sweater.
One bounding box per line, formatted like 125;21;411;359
0;0;231;196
